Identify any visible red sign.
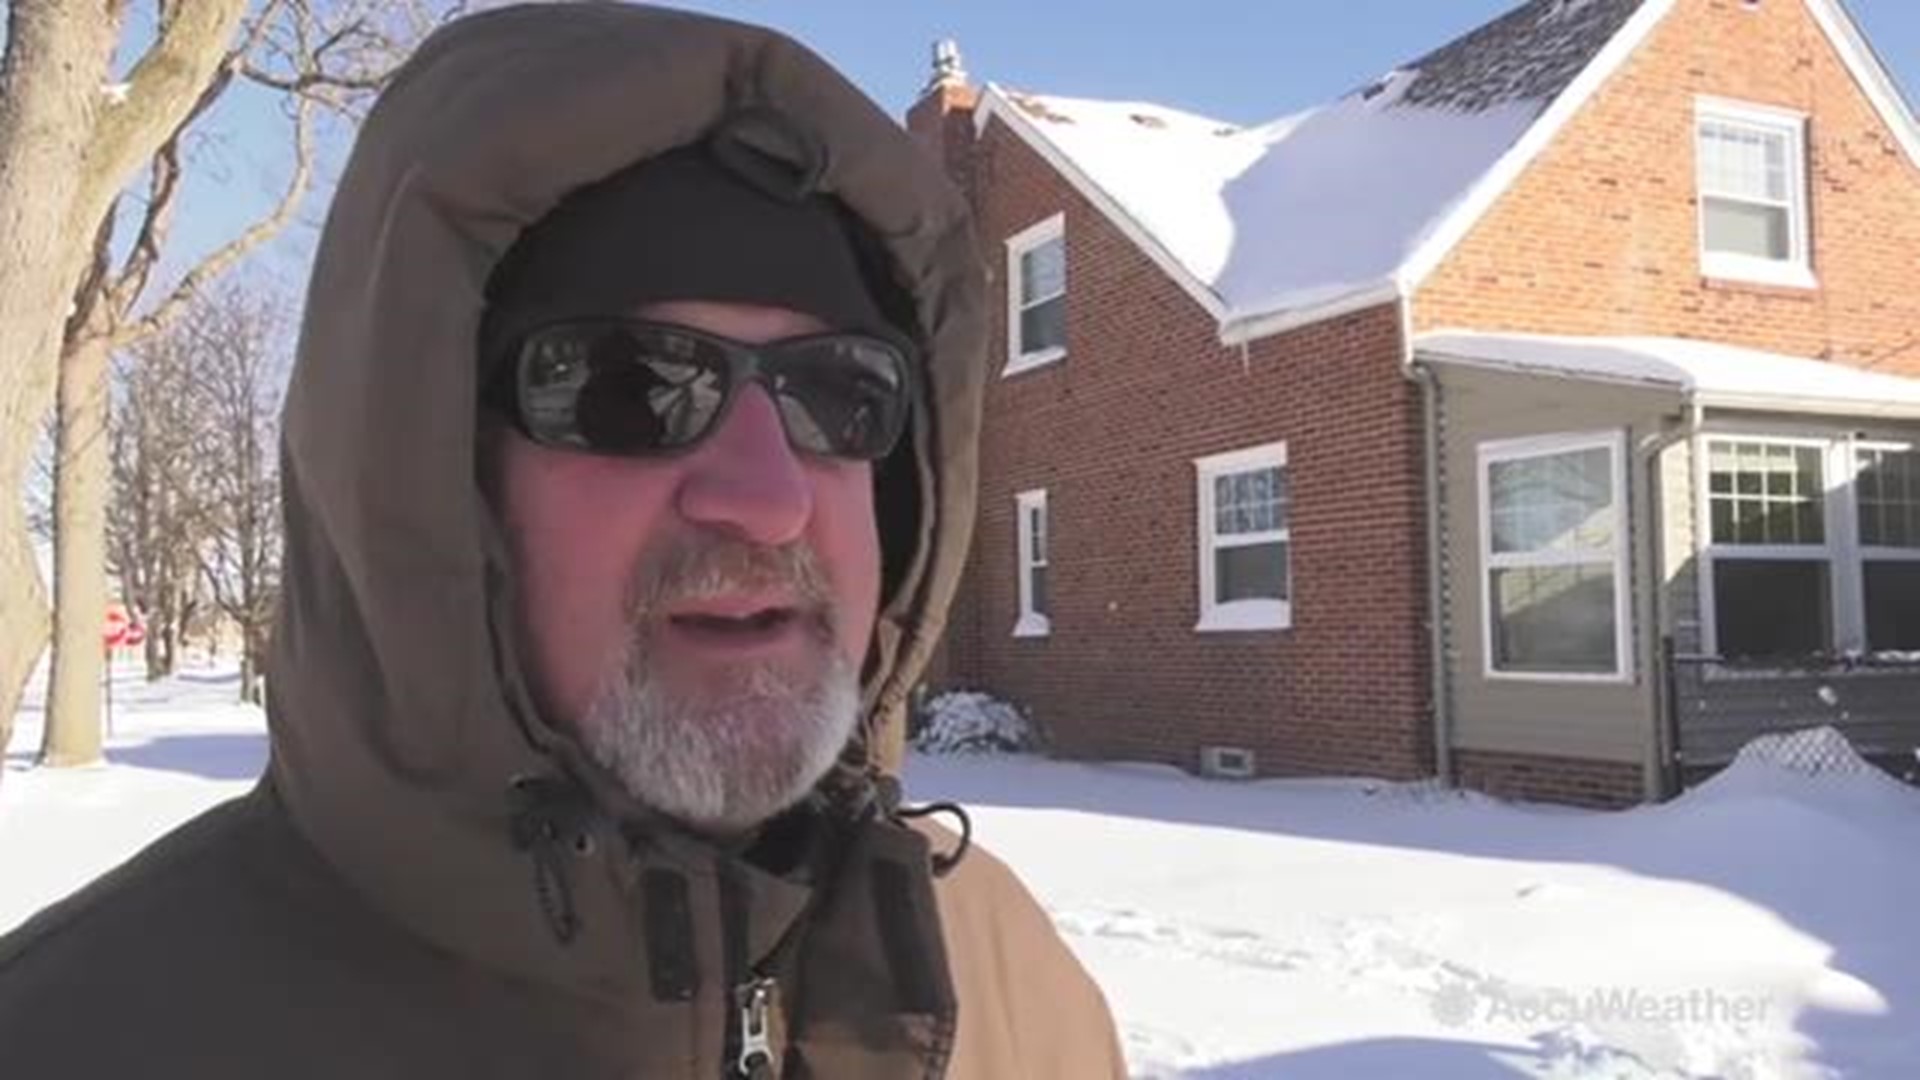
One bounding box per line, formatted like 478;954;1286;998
105;604;136;649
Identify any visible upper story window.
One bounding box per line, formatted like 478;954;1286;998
1194;442;1291;633
1694;98;1813;288
1005;213;1066;373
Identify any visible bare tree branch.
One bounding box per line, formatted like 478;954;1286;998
113;93;317;353
103;137;184;324
65;208;118;347
81;0;250;220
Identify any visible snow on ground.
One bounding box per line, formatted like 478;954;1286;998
906;751;1920;1079
1;661;266;931
6;670;1917;1078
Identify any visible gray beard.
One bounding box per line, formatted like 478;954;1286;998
578;641;860;833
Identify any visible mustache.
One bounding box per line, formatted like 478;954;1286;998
626;532;836;621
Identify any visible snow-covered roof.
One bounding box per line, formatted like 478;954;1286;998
973;0;1920;346
1417;331;1920;419
977;0;1653;340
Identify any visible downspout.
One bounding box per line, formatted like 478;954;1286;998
1639;400;1704;800
1401;299;1453;785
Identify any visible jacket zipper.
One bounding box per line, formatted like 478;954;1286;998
720;865;778;1079
734;976;779;1078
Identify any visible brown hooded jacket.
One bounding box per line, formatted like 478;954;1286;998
0;5;1125;1077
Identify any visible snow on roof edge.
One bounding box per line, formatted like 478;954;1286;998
1416;330;1920;421
973;84;1230;323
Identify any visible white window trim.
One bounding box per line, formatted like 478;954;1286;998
1194;442;1291;633
1013;488;1050;637
1696;431;1920;661
1004;213;1066;374
1477;430;1633;684
1855;438;1920;566
1694;96;1815;289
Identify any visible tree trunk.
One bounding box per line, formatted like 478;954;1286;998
0;0;249;755
42;335;114;767
0;0;119;764
0;505;49;764
143;631;164;682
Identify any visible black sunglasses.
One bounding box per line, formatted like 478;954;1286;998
486;318;916;461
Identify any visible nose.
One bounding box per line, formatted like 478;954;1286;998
674;384;812;545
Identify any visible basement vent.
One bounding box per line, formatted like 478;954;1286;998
1199;745;1257;780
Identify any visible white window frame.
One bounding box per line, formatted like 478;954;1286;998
1013;488;1050;637
1851;439;1920;654
1694;96;1815;289
1194;441;1291;633
1004;213;1066;374
1477;430;1633;683
1696;430;1920;661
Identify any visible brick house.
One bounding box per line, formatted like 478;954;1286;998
907;0;1920;807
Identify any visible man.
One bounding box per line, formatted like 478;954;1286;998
0;5;1125;1076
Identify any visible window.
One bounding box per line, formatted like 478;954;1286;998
1854;445;1920;652
1478;432;1630;680
1697;434;1920;663
1695;98;1812;286
1014;489;1050;637
1195;442;1290;632
1005;214;1066;372
1703;439;1833;660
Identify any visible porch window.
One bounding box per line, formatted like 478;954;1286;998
1014;489;1050;637
1704;439;1833;660
1856;445;1920;652
1005;214;1066;373
1479;432;1630;679
1195;442;1290;632
1694;99;1811;287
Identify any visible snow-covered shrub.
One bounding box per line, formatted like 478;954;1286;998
910;690;1039;754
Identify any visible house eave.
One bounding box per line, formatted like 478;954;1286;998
1413;347;1920;423
973;85;1230;325
1216;282;1405;348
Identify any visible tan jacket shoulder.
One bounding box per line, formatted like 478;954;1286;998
913;821;1128;1079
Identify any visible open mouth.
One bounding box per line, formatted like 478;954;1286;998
668;609;795;633
662;605;810;650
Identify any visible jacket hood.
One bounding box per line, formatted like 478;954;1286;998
266;1;986;988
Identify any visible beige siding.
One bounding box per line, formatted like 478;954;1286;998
1659;439;1702;655
1433;363;1685;765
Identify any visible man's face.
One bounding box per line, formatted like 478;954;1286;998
492;300;882;833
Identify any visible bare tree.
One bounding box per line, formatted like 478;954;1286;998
188;286;286;705
31;0;459;766
0;0;252;767
108;326;215;685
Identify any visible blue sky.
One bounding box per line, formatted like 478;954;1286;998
164;0;1920;293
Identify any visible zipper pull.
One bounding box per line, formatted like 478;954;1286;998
734;976;781;1078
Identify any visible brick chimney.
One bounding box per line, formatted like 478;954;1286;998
906;39;979;202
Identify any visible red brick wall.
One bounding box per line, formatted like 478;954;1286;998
1415;0;1920;373
1454;750;1644;810
914;104;1433;781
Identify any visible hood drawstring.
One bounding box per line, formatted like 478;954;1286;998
508;774;599;945
873;774;972;878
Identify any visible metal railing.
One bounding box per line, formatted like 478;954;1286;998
1661;636;1920;793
